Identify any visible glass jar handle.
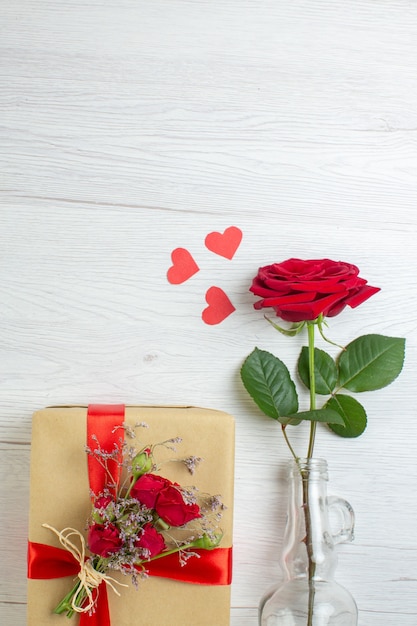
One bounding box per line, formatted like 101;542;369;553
327;496;355;544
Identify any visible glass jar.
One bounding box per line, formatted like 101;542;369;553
259;458;358;626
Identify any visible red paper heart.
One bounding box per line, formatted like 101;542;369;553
205;226;242;260
202;287;236;325
167;248;199;284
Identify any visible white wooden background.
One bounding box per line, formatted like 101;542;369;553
1;1;417;624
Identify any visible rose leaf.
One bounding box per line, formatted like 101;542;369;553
283;408;344;426
338;335;405;392
240;348;298;421
297;346;338;395
326;394;367;438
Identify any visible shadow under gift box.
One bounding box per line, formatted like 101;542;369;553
27;405;235;626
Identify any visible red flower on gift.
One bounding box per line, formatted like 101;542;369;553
130;473;170;508
136;522;166;558
250;258;380;322
155;484;201;527
87;523;123;557
131;472;201;527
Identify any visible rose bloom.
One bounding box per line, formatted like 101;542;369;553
136;523;166;558
130;473;171;508
155;485;201;527
87;523;123;557
250;258;380;322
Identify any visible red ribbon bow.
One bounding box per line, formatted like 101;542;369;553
28;404;232;625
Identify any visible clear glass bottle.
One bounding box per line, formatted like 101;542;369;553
259;458;358;626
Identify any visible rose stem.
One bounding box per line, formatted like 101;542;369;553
306;321;317;459
281;424;298;462
305;320;317;626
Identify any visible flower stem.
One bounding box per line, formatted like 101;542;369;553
302;470;316;626
306;321;317;459
52;556;106;618
281;424;298;462
124;480;134;499
305;321;318;625
145;541;195;562
53;580;85;618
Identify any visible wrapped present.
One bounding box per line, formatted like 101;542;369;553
27;405;234;626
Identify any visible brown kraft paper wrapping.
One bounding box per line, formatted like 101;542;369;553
27;405;235;626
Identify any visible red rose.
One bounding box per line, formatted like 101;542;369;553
87;523;123;557
136;523;166;558
250;258;380;322
155;485;201;527
130;473;171;508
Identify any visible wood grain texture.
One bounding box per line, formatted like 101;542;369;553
1;1;417;624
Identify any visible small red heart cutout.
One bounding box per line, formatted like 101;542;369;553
202;286;236;325
205;226;242;260
167;248;199;284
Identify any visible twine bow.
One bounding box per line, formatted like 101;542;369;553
42;524;127;614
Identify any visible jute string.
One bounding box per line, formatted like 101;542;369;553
42;524;128;614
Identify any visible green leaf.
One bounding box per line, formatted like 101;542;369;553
284;408;345;426
298;347;338;395
240;348;298;421
338;334;405;392
326;394;367;438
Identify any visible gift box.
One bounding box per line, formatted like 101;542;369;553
27;405;235;626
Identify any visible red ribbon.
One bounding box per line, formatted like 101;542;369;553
28;404;232;624
27;540;232;585
27;540;110;626
86;404;125;498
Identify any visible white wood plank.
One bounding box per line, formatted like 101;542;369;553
2;2;417;222
1;0;417;623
